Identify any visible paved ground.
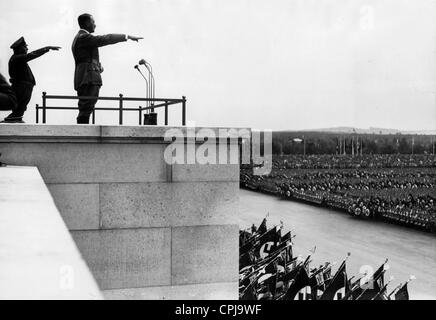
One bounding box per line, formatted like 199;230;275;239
103;282;238;300
0;166;102;300
237;189;436;300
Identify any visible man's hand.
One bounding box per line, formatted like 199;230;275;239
46;46;62;51
128;35;143;42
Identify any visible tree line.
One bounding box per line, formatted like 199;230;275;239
270;131;436;155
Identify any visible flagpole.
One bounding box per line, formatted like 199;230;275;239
341;275;365;300
387;282;402;299
355;270;386;300
355;260;388;300
388;275;415;299
352;259;388;300
371;277;394;300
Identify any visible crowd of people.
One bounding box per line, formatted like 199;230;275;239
273;154;436;169
239;217;412;300
240;155;436;232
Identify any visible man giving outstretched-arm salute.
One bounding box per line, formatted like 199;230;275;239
1;37;60;123
72;13;143;124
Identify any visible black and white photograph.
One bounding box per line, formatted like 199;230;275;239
0;0;435;308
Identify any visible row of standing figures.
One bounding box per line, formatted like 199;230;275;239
0;13;143;124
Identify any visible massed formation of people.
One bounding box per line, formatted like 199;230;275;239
241;154;436;232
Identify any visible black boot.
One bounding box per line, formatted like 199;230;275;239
76;116;90;124
1;116;24;123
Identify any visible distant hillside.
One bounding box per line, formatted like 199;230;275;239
271;129;436;155
295;127;436;135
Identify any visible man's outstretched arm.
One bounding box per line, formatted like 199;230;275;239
78;33;143;48
12;46;61;63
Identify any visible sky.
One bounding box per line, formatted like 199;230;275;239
1;0;436;131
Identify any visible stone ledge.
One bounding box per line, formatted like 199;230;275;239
0;143;167;183
0;124;251;143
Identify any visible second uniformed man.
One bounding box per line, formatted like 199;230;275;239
1;37;60;123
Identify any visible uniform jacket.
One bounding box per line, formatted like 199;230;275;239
72;30;127;90
8;47;50;86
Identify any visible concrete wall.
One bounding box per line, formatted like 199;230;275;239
0;124;246;299
0;166;102;300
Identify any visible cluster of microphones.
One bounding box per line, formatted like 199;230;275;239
134;59;155;108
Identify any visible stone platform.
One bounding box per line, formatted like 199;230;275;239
0;124;248;299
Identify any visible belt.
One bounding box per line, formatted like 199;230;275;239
10;79;34;86
77;59;100;64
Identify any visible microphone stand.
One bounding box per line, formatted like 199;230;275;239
139;60;155;112
134;65;149;108
145;61;155;101
143;62;155;111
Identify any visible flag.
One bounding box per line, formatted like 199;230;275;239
309;266;327;300
319;261;349;300
240;218;269;255
239;230;251;247
251;224;257;234
372;282;390;300
284;243;293;265
240;278;257;300
283;256;311;300
395;283;409;300
310;263;332;299
240;249;255;270
257;218;267;235
254;227;281;260
280;231;291;243
323;264;333;287
355;262;386;300
283;264;310;300
373;264;385;290
265;260;279;298
283;258;300;282
341;280;360;300
276;234;293;264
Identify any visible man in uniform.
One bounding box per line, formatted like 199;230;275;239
1;37;60;123
0;72;17;112
72;13;143;124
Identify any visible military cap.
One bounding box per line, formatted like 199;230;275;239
10;37;27;49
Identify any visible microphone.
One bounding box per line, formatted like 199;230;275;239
138;59;155;103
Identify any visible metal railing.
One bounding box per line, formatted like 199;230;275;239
35;92;187;126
